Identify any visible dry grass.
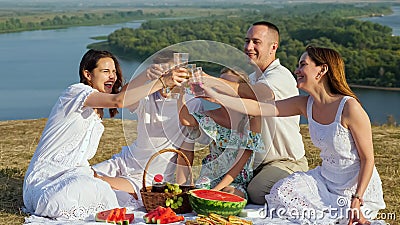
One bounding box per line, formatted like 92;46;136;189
0;119;398;224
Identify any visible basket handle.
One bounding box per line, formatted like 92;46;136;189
142;148;194;192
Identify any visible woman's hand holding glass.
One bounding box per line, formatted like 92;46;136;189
146;63;170;81
188;70;221;103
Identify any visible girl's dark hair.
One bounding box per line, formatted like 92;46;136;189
79;49;124;117
306;45;360;103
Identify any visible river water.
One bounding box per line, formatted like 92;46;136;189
0;21;142;121
0;12;399;124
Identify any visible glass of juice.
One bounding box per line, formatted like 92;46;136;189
191;67;205;96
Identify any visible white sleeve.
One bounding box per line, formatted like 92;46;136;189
59;83;96;115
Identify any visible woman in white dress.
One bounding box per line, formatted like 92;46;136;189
23;49;188;220
199;46;385;224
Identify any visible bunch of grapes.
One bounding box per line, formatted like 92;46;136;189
164;182;184;209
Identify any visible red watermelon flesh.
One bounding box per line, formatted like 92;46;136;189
191;189;244;202
95;208;134;224
95;208;115;222
125;214;135;223
143;206;184;224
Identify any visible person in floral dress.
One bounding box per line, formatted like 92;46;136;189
179;67;264;199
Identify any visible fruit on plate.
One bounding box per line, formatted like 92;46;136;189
143;206;185;224
188;189;247;217
95;207;134;224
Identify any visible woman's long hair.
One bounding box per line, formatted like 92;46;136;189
79;49;124;117
306;46;360;103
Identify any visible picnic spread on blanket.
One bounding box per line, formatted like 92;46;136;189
22;48;388;225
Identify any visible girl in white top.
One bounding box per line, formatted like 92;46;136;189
23;49;189;220
199;46;385;224
92;90;202;208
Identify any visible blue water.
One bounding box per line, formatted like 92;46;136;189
0;22;141;121
360;6;400;36
0;11;399;124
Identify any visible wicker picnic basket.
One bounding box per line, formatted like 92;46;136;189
140;149;194;214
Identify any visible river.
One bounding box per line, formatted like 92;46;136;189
0;12;399;124
0;21;142;121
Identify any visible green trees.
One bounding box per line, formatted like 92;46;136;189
102;4;399;88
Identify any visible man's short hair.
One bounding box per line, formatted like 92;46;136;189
252;21;280;35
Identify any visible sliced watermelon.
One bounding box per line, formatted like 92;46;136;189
114;208;122;223
95;208;134;224
143;206;167;224
143;206;185;224
154;207;174;223
125;213;135;224
95;208;115;222
155;207;184;224
144;209;160;223
156;215;185;224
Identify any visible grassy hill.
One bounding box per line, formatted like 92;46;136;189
0;119;398;224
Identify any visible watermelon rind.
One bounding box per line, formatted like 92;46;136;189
188;189;247;217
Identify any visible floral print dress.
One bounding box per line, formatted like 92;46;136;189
192;112;264;199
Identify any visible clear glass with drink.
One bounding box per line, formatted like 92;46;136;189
191;67;205;96
185;64;196;94
186;64;196;79
173;53;189;68
163;53;189;99
158;63;172;96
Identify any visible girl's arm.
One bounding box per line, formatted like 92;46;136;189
93;174;138;199
212;149;252;191
85;67;188;109
202;73;264;100
177;89;199;127
343;99;375;224
202;85;307;117
123;64;169;111
176;145;195;185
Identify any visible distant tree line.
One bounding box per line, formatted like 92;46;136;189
102;3;400;88
0;11;145;33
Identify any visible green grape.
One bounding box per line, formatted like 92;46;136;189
166;197;175;206
164;183;185;209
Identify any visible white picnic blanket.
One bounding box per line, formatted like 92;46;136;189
24;204;387;225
